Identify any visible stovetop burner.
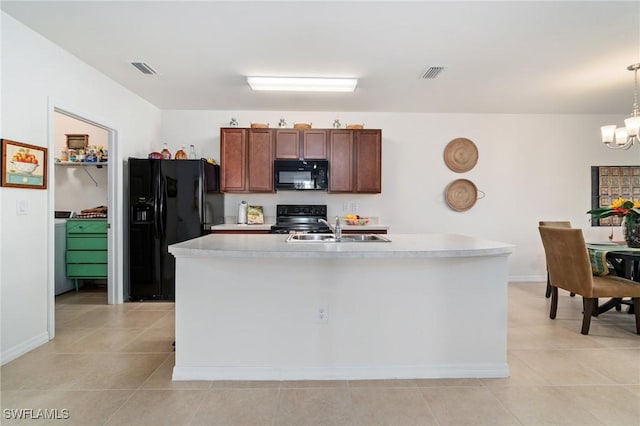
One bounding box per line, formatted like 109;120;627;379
270;204;331;234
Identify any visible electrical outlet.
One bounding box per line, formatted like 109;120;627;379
316;306;329;323
350;203;359;212
342;202;349;212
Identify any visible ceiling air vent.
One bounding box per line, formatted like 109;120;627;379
131;62;158;75
421;66;446;79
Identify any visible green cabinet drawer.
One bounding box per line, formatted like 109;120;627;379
67;251;108;263
65;219;108;284
67;263;107;277
67;219;107;234
67;237;107;250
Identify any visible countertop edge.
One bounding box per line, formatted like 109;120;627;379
169;233;514;259
169;247;513;259
209;223;391;231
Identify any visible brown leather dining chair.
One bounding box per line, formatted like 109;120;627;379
538;226;640;335
538;221;572;298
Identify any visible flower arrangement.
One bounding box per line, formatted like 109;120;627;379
587;197;640;222
588;197;640;246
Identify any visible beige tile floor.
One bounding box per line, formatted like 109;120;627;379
1;282;639;425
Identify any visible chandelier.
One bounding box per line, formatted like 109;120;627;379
601;63;640;149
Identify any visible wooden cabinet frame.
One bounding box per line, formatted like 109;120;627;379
329;129;381;193
220;128;274;193
275;129;327;159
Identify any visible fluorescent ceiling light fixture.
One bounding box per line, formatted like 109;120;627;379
247;77;358;92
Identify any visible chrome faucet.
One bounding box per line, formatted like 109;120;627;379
318;216;342;241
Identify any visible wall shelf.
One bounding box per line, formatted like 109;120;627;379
55;161;108;186
56;161;108;167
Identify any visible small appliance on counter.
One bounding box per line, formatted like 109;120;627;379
55;210;76;219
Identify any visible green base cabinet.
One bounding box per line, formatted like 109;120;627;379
66;219;107;291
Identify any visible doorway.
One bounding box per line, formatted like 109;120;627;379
48;103;121;339
54;112;109;298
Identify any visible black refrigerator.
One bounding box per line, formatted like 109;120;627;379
128;158;224;300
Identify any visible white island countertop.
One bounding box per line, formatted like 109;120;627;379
169;233;513;259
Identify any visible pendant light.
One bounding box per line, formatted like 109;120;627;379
601;63;640;149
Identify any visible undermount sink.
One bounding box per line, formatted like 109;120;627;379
340;234;391;242
286;233;337;242
285;233;391;243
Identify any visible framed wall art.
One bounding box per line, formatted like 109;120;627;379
590;165;640;226
1;139;48;189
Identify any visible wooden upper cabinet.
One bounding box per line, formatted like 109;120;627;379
329;129;381;193
247;129;274;192
275;130;299;159
354;130;382;193
222;127;379;194
275;129;327;159
220;128;274;193
329;130;354;192
303;130;327;159
220;128;246;192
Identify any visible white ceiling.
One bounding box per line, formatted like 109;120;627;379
2;0;640;114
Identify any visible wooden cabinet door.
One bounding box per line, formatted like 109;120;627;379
275;129;299;159
220;128;246;192
303;130;327;159
355;130;382;193
247;129;274;192
329;130;354;192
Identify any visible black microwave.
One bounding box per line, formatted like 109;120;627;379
274;159;329;191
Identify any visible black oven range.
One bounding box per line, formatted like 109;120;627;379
269;204;332;234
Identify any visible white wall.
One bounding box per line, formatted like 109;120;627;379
54;112;109;213
0;13;161;364
161;110;632;281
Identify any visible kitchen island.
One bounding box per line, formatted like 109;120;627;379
169;233;513;380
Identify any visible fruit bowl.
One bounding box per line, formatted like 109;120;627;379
345;217;369;225
10;161;38;174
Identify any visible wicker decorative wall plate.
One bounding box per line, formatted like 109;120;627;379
443;137;478;173
445;178;483;212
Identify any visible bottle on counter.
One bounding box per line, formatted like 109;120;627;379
237;201;248;224
161;143;172;159
175;146;188;159
188;144;196;159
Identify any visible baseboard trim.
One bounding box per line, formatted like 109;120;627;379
172;363;510;381
1;332;50;365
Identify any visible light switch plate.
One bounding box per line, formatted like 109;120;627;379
16;199;28;215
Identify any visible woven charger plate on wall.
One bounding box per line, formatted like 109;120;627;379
445;178;480;212
443;137;478;173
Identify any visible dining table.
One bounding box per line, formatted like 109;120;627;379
587;241;640;314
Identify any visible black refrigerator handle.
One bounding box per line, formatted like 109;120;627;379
159;174;167;240
153;165;161;238
198;167;204;227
